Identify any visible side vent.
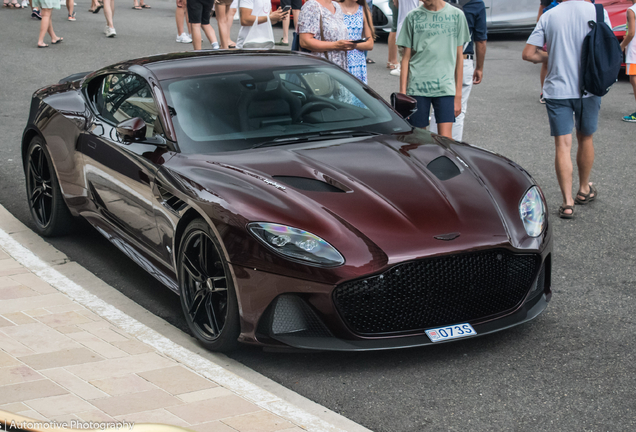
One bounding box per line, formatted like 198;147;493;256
272;176;345;193
157;183;188;213
427;156;461;181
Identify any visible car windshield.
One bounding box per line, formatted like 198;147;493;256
161;65;411;154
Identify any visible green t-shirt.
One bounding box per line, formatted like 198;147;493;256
397;4;471;97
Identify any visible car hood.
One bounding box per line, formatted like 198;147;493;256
166;130;533;270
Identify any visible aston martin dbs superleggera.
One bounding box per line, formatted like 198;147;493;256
22;50;552;352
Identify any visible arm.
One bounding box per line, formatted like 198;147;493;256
620;9;635;52
355;6;374;52
299;33;355;52
399;47;412;94
239;7;286;26
473;40;486;84
454;45;463;117
537;4;543;22
522;44;548;64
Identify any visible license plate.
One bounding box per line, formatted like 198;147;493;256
425;323;476;342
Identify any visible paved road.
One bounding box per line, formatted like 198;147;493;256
2;3;636;431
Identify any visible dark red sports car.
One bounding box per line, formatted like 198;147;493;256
22;51;552;352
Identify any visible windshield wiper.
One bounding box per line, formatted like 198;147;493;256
250;130;380;149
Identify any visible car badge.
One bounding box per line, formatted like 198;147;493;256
434;232;460;241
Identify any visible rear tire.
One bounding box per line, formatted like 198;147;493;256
177;219;240;352
25;137;73;237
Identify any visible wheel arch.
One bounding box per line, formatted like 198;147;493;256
21;127;45;171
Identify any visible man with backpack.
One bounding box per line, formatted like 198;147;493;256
522;0;615;219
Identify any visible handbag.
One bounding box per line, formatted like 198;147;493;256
292;6;323;53
241;0;275;49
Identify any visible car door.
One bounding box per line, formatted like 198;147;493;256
80;72;166;257
488;0;537;31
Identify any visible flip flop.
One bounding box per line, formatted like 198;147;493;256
558;204;575;219
37;43;49;48
132;5;142;9
141;4;150;7
574;184;597;205
93;4;101;12
51;37;63;44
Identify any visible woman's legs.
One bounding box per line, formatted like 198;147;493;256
103;0;115;28
226;7;235;45
201;23;218;46
38;8;59;46
66;0;74;18
215;4;230;49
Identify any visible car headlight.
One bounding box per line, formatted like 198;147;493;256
248;222;345;267
519;186;546;237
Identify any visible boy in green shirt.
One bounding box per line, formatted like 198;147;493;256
397;0;470;138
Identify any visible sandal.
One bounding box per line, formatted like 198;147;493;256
37;43;49;48
93;2;102;12
141;3;150;7
132;5;142;9
51;37;63;44
387;62;399;70
558;204;575;219
366;58;375;64
9;1;22;7
574;183;597;205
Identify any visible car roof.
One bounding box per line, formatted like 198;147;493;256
117;50;332;82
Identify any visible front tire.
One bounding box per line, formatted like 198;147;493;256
25;137;73;237
177;219;240;352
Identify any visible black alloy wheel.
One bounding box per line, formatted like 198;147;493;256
178;219;240;352
25;137;73;236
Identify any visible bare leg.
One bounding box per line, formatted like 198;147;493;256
191;23;202;50
65;0;73;16
201;23;218;45
436;123;453;139
176;6;185;35
281;12;290;44
631;75;636;105
215;4;230;49
388;31;397;67
575;131;595;199
37;8;52;46
226;7;235;45
554;134;574;214
103;0;114;29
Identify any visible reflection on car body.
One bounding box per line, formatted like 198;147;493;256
22;51;553;353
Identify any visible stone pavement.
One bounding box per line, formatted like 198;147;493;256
0;205;367;432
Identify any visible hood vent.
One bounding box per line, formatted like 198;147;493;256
272;176;345;193
427;156;461;181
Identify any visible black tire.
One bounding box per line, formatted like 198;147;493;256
25;136;74;237
177;219;240;352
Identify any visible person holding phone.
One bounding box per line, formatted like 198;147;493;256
340;0;374;83
277;0;300;46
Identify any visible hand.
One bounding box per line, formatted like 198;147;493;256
334;40;356;51
454;95;461;118
473;69;483;85
270;8;288;24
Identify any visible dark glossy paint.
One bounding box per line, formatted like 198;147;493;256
22;51;552;350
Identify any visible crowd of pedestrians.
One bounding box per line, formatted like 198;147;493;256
6;0;634;219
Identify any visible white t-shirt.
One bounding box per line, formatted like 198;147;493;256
396;0;420;40
236;0;271;49
626;4;636;65
527;0;612;99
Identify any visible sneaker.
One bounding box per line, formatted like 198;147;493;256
31;8;41;19
539;93;546;104
211;41;219;49
389;67;401;77
104;25;109;35
177;32;192;43
20;0;27;7
623;112;636;122
106;27;116;38
68;11;76;21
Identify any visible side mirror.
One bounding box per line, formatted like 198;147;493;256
116;117;146;143
390;93;418;119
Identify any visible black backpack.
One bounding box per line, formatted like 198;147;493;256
580;4;623;97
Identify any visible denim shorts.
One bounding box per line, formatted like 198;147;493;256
545;97;601;137
408;95;455;128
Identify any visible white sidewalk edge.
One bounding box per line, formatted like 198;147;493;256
0;226;347;432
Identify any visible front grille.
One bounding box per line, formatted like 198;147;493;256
333;250;540;335
372;5;388;27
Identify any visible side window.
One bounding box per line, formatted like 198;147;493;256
95;74;162;138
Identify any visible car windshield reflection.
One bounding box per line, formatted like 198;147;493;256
161;65;411;154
